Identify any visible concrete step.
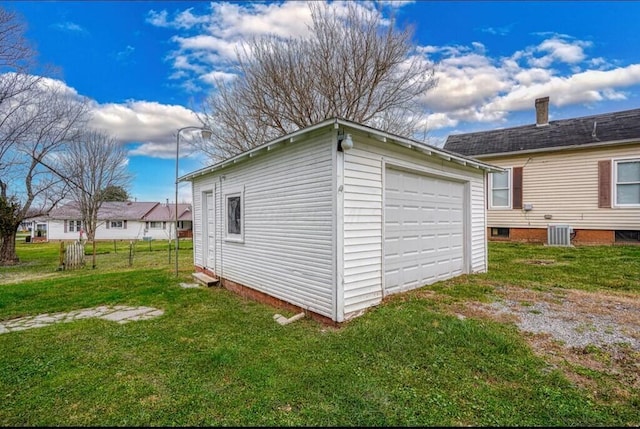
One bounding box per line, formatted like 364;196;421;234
192;272;220;287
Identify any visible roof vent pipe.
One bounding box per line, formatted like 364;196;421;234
535;96;549;126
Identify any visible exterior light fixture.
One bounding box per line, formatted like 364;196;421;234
340;133;353;151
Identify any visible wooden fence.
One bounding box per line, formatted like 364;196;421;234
61;242;85;270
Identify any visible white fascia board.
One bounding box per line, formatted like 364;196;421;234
179;117;503;181
334;119;501;173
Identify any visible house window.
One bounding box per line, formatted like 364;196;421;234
68;220;82;232
149;221;163;229
489;168;511;209
225;186;244;242
614;159;640;206
110;220;124;229
490;227;509;238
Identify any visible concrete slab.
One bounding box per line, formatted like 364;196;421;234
0;305;164;334
99;308;150;323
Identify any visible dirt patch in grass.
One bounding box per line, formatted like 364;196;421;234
0;271;59;285
450;285;640;406
517;259;559;266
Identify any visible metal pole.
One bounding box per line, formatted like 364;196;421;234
175;131;180;277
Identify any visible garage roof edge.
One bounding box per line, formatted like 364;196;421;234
179;118;501;182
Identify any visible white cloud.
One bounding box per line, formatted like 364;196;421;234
89;100;205;159
145;10;169;27
141;1;640;137
115;45;135;62
200;71;237;85
51;21;88;34
148;1;388;91
418;34;640;130
535;37;590;64
480;24;513;36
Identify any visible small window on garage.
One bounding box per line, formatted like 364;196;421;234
225;186;244;242
615;230;640;243
490;227;509;238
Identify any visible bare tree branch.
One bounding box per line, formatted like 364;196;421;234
54;129;131;268
197;2;437;162
0;67;90;263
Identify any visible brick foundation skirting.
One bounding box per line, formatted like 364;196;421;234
194;266;339;326
488;227;617;245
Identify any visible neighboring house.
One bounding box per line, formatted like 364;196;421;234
41;201;193;241
181;117;498;324
444;97;640;246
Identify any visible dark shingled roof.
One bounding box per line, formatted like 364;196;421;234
49;202;159;220
444;107;640;157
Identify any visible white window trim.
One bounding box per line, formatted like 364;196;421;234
68;220;82;232
489;167;512;210
110;220;124;229
613;158;640;208
149;221;163;229
224;185;245;243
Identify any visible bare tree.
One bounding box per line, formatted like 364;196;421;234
0;6;91;264
0;79;90;264
56;130;131;268
198;2;437;161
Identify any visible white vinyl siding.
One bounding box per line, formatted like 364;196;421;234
342;134;487;319
48;219;172;240
191;131;335;318
342;148;384;316
481;144;640;229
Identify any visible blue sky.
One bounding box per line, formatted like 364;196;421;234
7;1;640;203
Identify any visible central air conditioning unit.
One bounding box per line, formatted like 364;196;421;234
547;224;572;246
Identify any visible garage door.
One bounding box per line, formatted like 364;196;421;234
384;167;465;295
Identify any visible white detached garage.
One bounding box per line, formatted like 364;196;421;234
181;118;498;323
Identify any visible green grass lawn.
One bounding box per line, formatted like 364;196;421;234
0;240;638;426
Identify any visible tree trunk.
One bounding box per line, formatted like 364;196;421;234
92;239;96;269
0;230;19;265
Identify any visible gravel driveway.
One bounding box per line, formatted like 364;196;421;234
455;285;640;400
472;286;640;351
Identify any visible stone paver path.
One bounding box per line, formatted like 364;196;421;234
0;305;164;334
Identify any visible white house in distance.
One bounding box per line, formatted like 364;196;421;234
35;201;193;241
181;118;499;324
